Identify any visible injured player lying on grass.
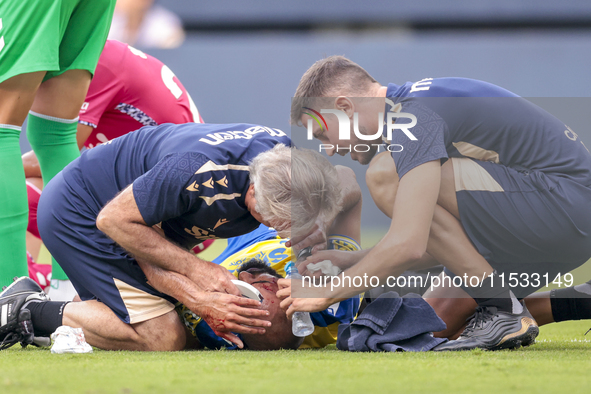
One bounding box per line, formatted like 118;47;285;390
0;158;362;351
178;256;360;350
0;260;300;352
0;237;362;352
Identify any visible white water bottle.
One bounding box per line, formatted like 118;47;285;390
285;251;315;337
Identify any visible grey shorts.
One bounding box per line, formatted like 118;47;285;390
448;157;591;297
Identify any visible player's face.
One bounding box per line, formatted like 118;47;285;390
238;271;283;319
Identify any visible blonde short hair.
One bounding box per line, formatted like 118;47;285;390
291;55;377;126
249;145;342;238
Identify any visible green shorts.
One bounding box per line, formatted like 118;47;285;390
0;0;116;84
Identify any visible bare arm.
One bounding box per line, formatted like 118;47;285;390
76;123;94;149
283;160;442;315
22;150;42;178
96;184;241;295
115;0;155;44
366;151;397;218
136;259;271;348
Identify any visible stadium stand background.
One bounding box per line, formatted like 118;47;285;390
20;0;591;229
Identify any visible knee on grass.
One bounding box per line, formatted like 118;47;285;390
132;312;187;351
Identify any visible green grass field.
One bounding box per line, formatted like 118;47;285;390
1;321;590;394
3;231;591;394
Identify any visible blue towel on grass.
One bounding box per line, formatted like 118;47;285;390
337;292;448;352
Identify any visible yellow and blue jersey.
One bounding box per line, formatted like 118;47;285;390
178;224;362;349
214;225;291;277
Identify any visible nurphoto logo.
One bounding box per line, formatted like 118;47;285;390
304;106;419;153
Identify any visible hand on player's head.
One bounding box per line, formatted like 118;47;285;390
236;260;303;350
237;260;283;321
287;225;328;254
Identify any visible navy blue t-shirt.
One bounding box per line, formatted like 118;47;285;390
66;123;291;249
386;78;591;185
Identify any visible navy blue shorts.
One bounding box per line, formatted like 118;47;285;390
448;157;591;298
37;170;175;324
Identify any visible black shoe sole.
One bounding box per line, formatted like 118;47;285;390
0;277;43;301
0;277;28;298
1;277;46;337
491;317;539;351
433;316;539;352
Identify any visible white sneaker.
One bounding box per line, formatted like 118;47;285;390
48;279;77;302
50;326;92;354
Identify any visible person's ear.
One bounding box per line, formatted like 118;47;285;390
238;271;255;282
245;184;256;208
335;96;355;119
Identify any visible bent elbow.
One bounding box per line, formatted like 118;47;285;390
406;247;427;263
396;241;428;267
96;208;113;234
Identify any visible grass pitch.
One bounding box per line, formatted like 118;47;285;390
1;320;590;394
3;235;590;393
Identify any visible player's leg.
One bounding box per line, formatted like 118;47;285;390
423;281;476;339
524;280;591;326
524;293;554;326
370;154;591;334
0;0;94;286
0;73;47;125
0;72;46;285
367;153;498;281
25;178;43;259
29;0;115;287
24;179;53;292
0;277;186;351
429;280;591;339
27;69;91;186
27;84;84;293
368;156;537;349
62;301;186;351
27;70;91;296
36;171;186;351
26;76;85;291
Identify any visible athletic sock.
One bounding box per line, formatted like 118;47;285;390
550;283;591;322
49;279;78;302
23;300;70;337
26;111;80;186
0;125;29;286
462;271;522;314
26;111;80;281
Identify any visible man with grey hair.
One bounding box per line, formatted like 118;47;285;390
250;143;342;242
0;122;341;351
285;56;591;351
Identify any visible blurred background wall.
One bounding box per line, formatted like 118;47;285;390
20;0;591;230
